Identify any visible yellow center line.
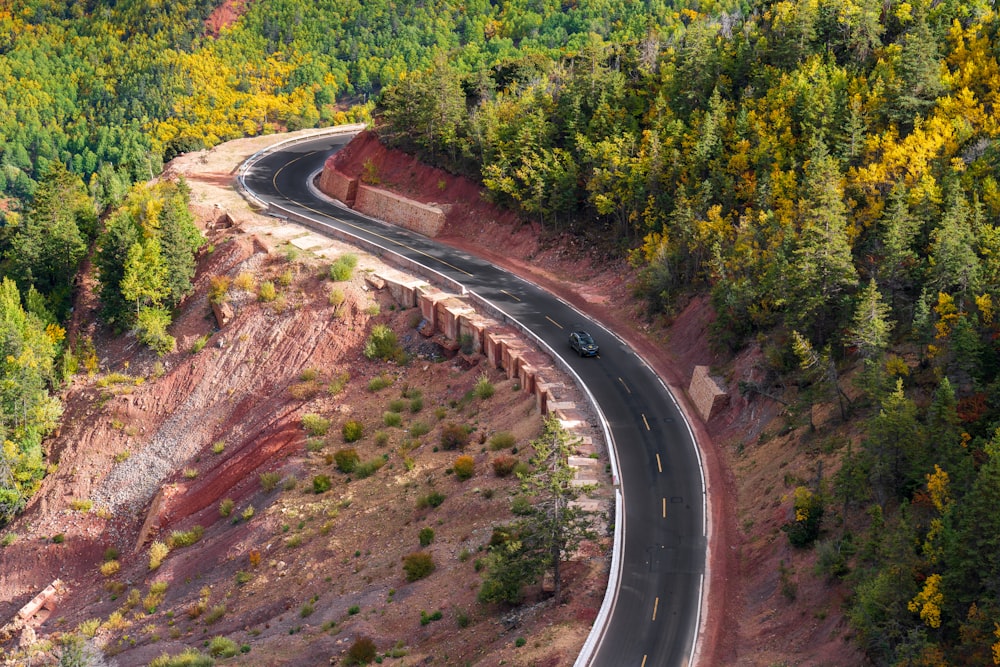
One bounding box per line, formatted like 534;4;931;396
641;656;647;667
618;377;631;394
663;498;667;518
652;596;659;621
546;316;563;329
500;289;521;302
656;453;662;473
642;414;651;431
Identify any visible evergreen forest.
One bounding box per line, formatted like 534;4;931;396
2;0;1000;662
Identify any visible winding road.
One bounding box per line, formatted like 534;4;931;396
239;131;708;666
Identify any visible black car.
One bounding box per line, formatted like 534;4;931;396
569;330;599;357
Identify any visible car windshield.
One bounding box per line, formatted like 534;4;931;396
577;333;594;344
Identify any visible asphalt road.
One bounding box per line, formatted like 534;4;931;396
241;134;707;666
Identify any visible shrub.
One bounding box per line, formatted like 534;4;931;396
409;421;430;437
233;272;255;291
211;441;225;454
183;467;199;479
313;475;332;493
204;604;226;624
259;471;281;491
346;636;377;665
374;431;389;447
302;413;331;436
354;457;386;479
168;525;204;548
440;423;471;450
348;605;360;615
418;527;434;546
513;461;532;477
78;618;101;638
208;276;231;305
219;498;234;517
104;546;119;561
783;486;824;547
136;306;176;356
306;438;325;452
328;370;350;395
300;602;314;618
149;648;213;667
334;448;360;473
473;373;495;399
69;498;92;512
489;432;516;451
144;581;168;613
100;560;120;577
364;324;400;361
328;287;346;310
416;491;445;509
329;254;358;281
278;268;294;287
383;411;402;427
258;280;277;302
420;609;443;625
241;505;255;522
208;636;239;658
403;551;436;581
289;379;322;400
410;396;424;413
190;334;209;354
149;541;169;570
492;455;518;477
342;420;364;443
453;455;475;481
388;398;406;413
368;373;393;392
511;495;533;515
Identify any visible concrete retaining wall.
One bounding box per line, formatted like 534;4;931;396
373;269;585;427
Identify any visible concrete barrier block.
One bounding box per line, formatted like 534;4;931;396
688;365;729;421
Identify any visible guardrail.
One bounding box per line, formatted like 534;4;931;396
236;132;626;667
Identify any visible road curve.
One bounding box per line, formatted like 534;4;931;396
239;132;708;666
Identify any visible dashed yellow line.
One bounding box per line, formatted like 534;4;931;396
642;414;651;431
546;316;563;329
663;498;667;518
500;289;521;302
641;656;647;667
618;377;631;394
652;596;659;621
656;453;662;473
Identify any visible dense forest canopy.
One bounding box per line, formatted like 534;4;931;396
2;0;1000;662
